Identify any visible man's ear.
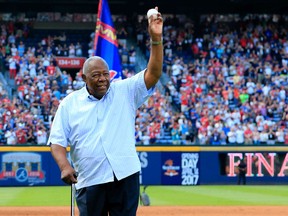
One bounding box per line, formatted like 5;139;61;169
82;74;86;82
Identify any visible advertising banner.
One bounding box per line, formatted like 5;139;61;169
55;57;86;69
0;151;64;186
1;147;287;186
140;151;200;185
138;152;161;185
201;151;288;185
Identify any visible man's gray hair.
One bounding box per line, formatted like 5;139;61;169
82;56;109;75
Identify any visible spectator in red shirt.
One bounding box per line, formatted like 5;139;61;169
195;84;202;96
180;91;189;112
40;89;52;112
244;125;253;144
15;126;27;144
46;62;55;76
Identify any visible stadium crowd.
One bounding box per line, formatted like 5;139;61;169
0;13;288;145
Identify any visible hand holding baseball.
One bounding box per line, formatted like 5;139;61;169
147;8;158;23
146;7;163;41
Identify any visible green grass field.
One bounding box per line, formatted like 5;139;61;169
0;185;287;207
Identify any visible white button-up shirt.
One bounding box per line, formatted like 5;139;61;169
47;70;154;189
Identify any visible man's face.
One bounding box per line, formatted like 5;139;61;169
82;59;110;99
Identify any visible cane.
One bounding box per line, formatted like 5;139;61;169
71;173;78;216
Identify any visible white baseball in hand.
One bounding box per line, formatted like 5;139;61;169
147;8;158;20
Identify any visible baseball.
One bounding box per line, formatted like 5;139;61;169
147;8;158;19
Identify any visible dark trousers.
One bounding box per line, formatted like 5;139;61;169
238;173;246;185
76;172;140;216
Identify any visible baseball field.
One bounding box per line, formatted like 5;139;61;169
0;185;287;215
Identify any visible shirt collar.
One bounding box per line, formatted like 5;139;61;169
83;84;112;101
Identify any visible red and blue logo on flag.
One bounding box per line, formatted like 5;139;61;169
94;0;122;81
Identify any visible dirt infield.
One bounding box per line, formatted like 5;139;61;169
0;206;287;216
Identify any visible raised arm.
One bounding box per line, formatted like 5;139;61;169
144;7;164;90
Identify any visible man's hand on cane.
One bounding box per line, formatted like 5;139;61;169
61;166;78;185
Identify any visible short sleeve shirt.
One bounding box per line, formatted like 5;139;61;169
47;70;154;189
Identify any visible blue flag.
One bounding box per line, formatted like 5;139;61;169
94;0;122;81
